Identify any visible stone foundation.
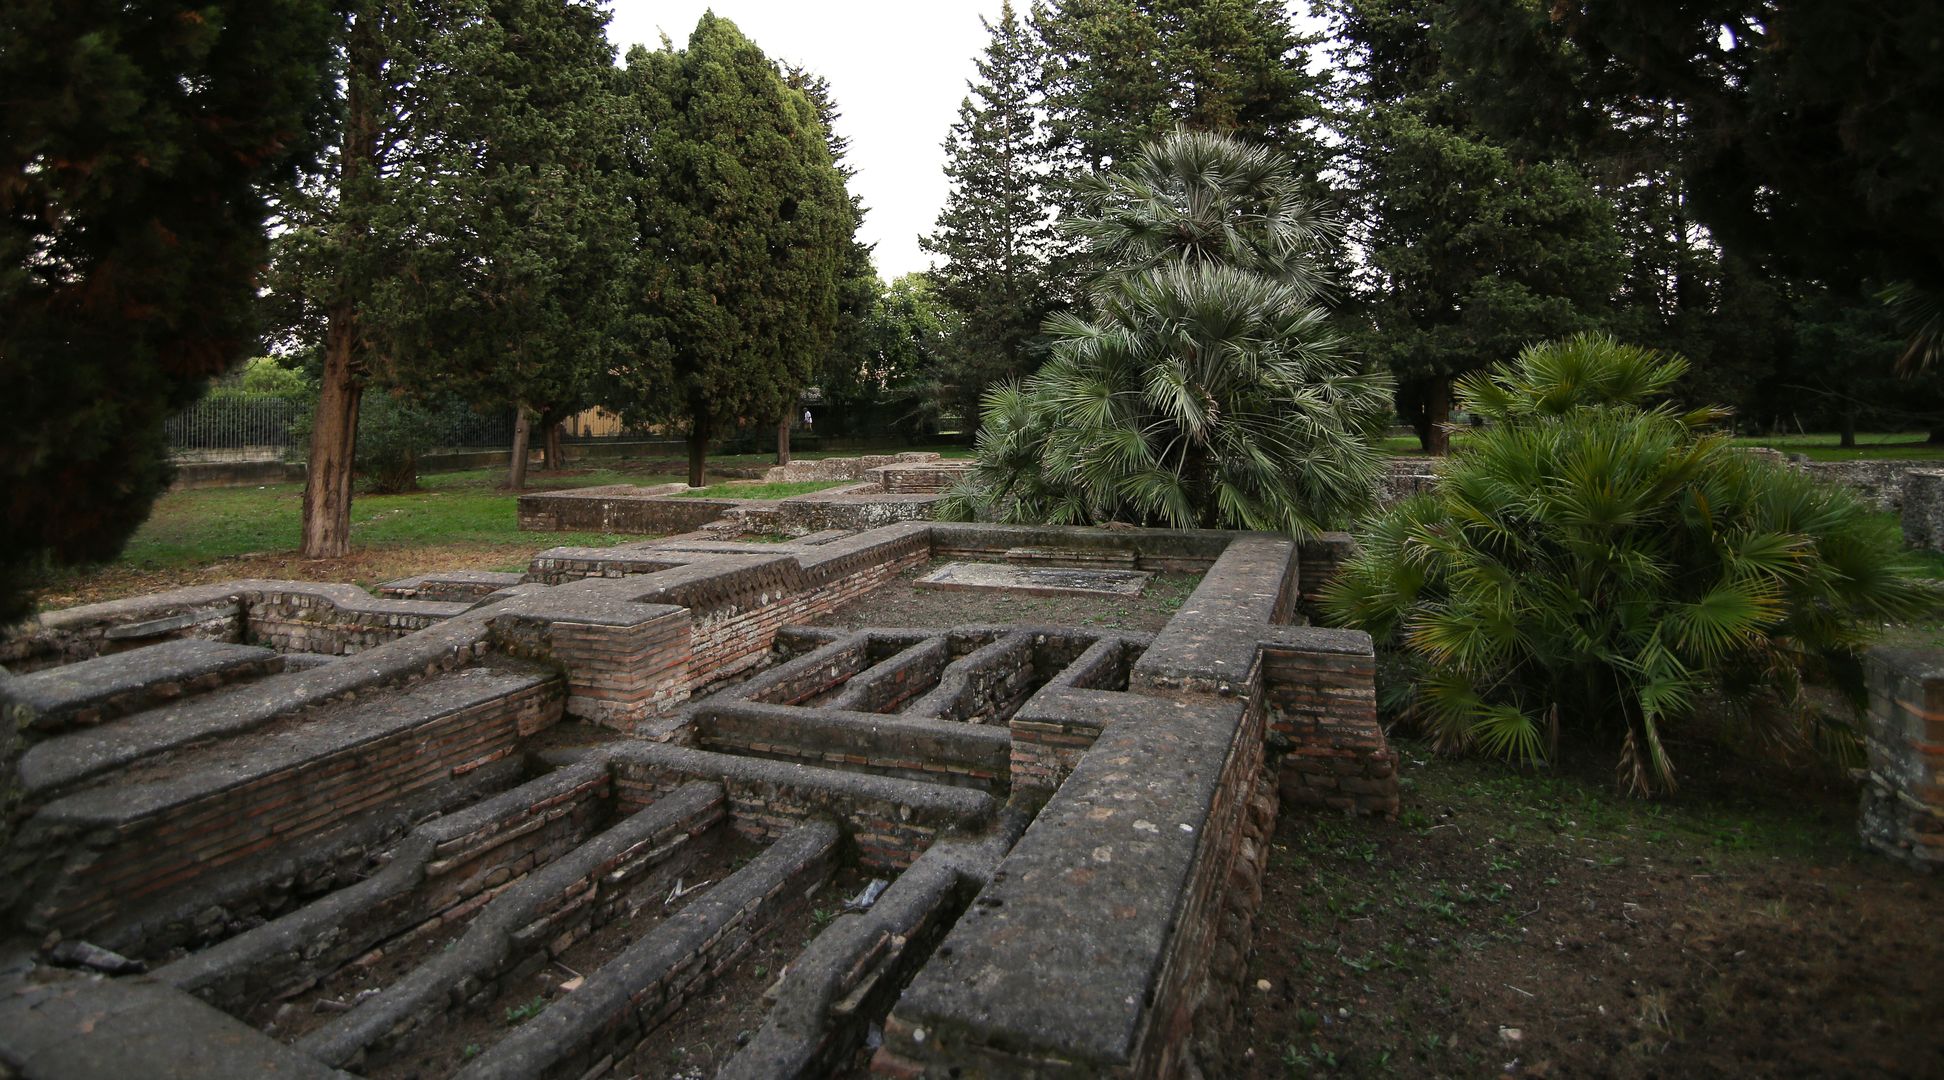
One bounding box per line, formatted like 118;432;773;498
0;521;1397;1080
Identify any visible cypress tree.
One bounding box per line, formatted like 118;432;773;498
371;0;632;490
1;0;336;618
784;66;875;464
617;15;851;487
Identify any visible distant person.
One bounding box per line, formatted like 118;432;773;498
802;408;813;431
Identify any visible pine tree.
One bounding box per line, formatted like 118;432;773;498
614;15;852;487
1;0;336;617
1032;0;1328;176
921;1;1061;430
1325;0;1624;453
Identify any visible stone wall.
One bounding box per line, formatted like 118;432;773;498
518;485;731;534
1859;647;1944;869
1901;470;1944;552
865;462;970;494
7;665;562;937
761;451;941;483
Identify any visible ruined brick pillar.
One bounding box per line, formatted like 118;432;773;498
1860;647;1944;868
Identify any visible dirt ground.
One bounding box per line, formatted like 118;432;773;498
615;864;874;1079
1226;743;1944;1079
811;562;1202;633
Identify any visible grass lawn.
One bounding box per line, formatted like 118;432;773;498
30;464;677;610
1729;431;1944;461
675;480;853;499
30;445;970;612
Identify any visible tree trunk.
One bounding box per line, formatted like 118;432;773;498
543;420;562;471
508;405;532;490
1418;377;1452;456
1839;407;1857;449
775;410;791;466
687;409;710;487
298;10;379;560
301;314;363;559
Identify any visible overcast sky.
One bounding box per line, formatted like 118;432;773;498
604;1;1009;282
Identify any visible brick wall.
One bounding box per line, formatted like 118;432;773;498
518;485;731;534
161;761;622;1011
609;743;994;871
11;670;563;935
1262;630;1396;820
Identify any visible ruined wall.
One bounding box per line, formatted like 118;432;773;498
1859;647;1944;869
1901;470;1944;552
761;451;940;483
1262;628;1396;819
518;485;733;534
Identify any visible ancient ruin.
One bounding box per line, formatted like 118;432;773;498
0;507;1393;1079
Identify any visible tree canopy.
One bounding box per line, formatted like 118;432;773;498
2;0;337;620
614;15;852;485
944;131;1393;533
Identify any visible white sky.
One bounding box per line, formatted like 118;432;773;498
604;1;1009;282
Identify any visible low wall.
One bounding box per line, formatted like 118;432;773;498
762;451;940;483
0;580;470;671
518;485;730;534
1262;627;1395;819
609;742;995;871
1859;647;1944;869
879;533;1380;1077
159;759;623;1010
7;666;562;936
867;463;970;494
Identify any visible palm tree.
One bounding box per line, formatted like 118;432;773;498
1325;333;1934;795
941;130;1393;533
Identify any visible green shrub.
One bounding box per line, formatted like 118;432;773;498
1324;333;1934;795
234;357;313;397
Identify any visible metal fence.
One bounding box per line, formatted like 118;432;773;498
165;392;516;457
165;393;303;452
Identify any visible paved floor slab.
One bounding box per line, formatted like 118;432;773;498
914;561;1152;598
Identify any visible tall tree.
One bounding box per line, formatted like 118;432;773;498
1325;0;1624;453
2;0;336;618
921;1;1061;430
1438;0;1944;388
1441;0;1944;300
783;65;875;465
1032;0;1329;177
616;15;852;487
945;131;1393;533
274;0;419;558
371;0;631;490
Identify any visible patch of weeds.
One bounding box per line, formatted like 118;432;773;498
503;995;547;1025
